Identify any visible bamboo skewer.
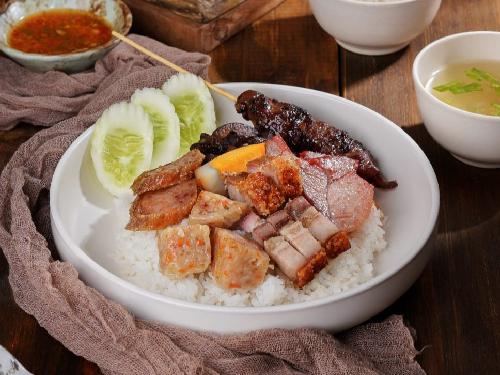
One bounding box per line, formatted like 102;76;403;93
111;31;238;103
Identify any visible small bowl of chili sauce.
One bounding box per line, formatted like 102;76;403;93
0;0;132;73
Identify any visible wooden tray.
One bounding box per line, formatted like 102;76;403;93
123;0;285;52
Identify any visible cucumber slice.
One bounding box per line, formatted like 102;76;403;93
162;73;216;156
90;102;153;196
131;88;180;168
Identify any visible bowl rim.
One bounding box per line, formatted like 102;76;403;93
0;0;132;60
413;30;500;122
317;0;424;7
50;82;440;314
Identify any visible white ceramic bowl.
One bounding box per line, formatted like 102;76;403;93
50;83;439;333
309;0;441;56
413;32;500;168
0;0;132;73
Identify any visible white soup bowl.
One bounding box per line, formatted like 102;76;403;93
413;31;500;168
309;0;441;56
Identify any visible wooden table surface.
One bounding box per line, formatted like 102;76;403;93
1;0;499;374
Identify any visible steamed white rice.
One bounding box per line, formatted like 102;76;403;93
112;195;386;307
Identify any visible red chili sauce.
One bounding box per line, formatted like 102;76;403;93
8;9;112;55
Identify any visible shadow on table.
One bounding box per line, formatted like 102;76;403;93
404;124;500;233
340;47;408;88
210;14;339;93
371;123;500;374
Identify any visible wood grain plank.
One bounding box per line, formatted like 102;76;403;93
375;125;500;375
340;0;500;126
208;0;339;94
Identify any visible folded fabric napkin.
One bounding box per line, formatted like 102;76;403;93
0;34;425;375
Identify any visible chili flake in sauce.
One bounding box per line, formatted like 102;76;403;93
8;9;112;55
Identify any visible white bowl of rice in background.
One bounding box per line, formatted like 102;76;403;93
51;83;439;333
309;0;442;56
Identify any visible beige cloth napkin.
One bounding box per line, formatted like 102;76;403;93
0;34;425;375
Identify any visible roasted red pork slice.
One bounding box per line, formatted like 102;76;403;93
226;172;285;216
157;224;211;278
265;135;292;157
327;172;374;232
287;197;350;258
300;152;359;181
247;155;303;198
299;160;330;218
131;150;204;195
126;179;198;231
189;191;249;228
212;228;270;290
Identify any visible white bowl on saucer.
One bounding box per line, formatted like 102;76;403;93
413;31;500;168
50;83;439;333
0;0;132;73
309;0;441;56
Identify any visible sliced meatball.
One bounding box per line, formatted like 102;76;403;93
212;228;270;290
157;224;211;278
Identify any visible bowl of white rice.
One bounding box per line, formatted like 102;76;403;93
308;0;442;55
51;83;440;333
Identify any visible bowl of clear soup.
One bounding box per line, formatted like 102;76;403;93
413;31;500;168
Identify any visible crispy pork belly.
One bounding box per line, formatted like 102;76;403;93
266;210;291;231
286;196;311;219
324;231;351;258
212;228;270;290
295;250;328;288
247;155;303;198
300;206;338;243
126;179;198;231
264;235;327;288
131;150;204;195
252;222;277;246
251;210;290;245
264;236;307;281
327;172;374;232
278;221;322;259
287;197;350;258
301;206;350;257
189;191;249;228
226;172;285;216
239;211;263;233
157;224;211;278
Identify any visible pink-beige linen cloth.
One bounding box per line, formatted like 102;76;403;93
0;34;425;375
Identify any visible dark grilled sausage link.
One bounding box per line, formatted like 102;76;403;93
236;90;397;189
